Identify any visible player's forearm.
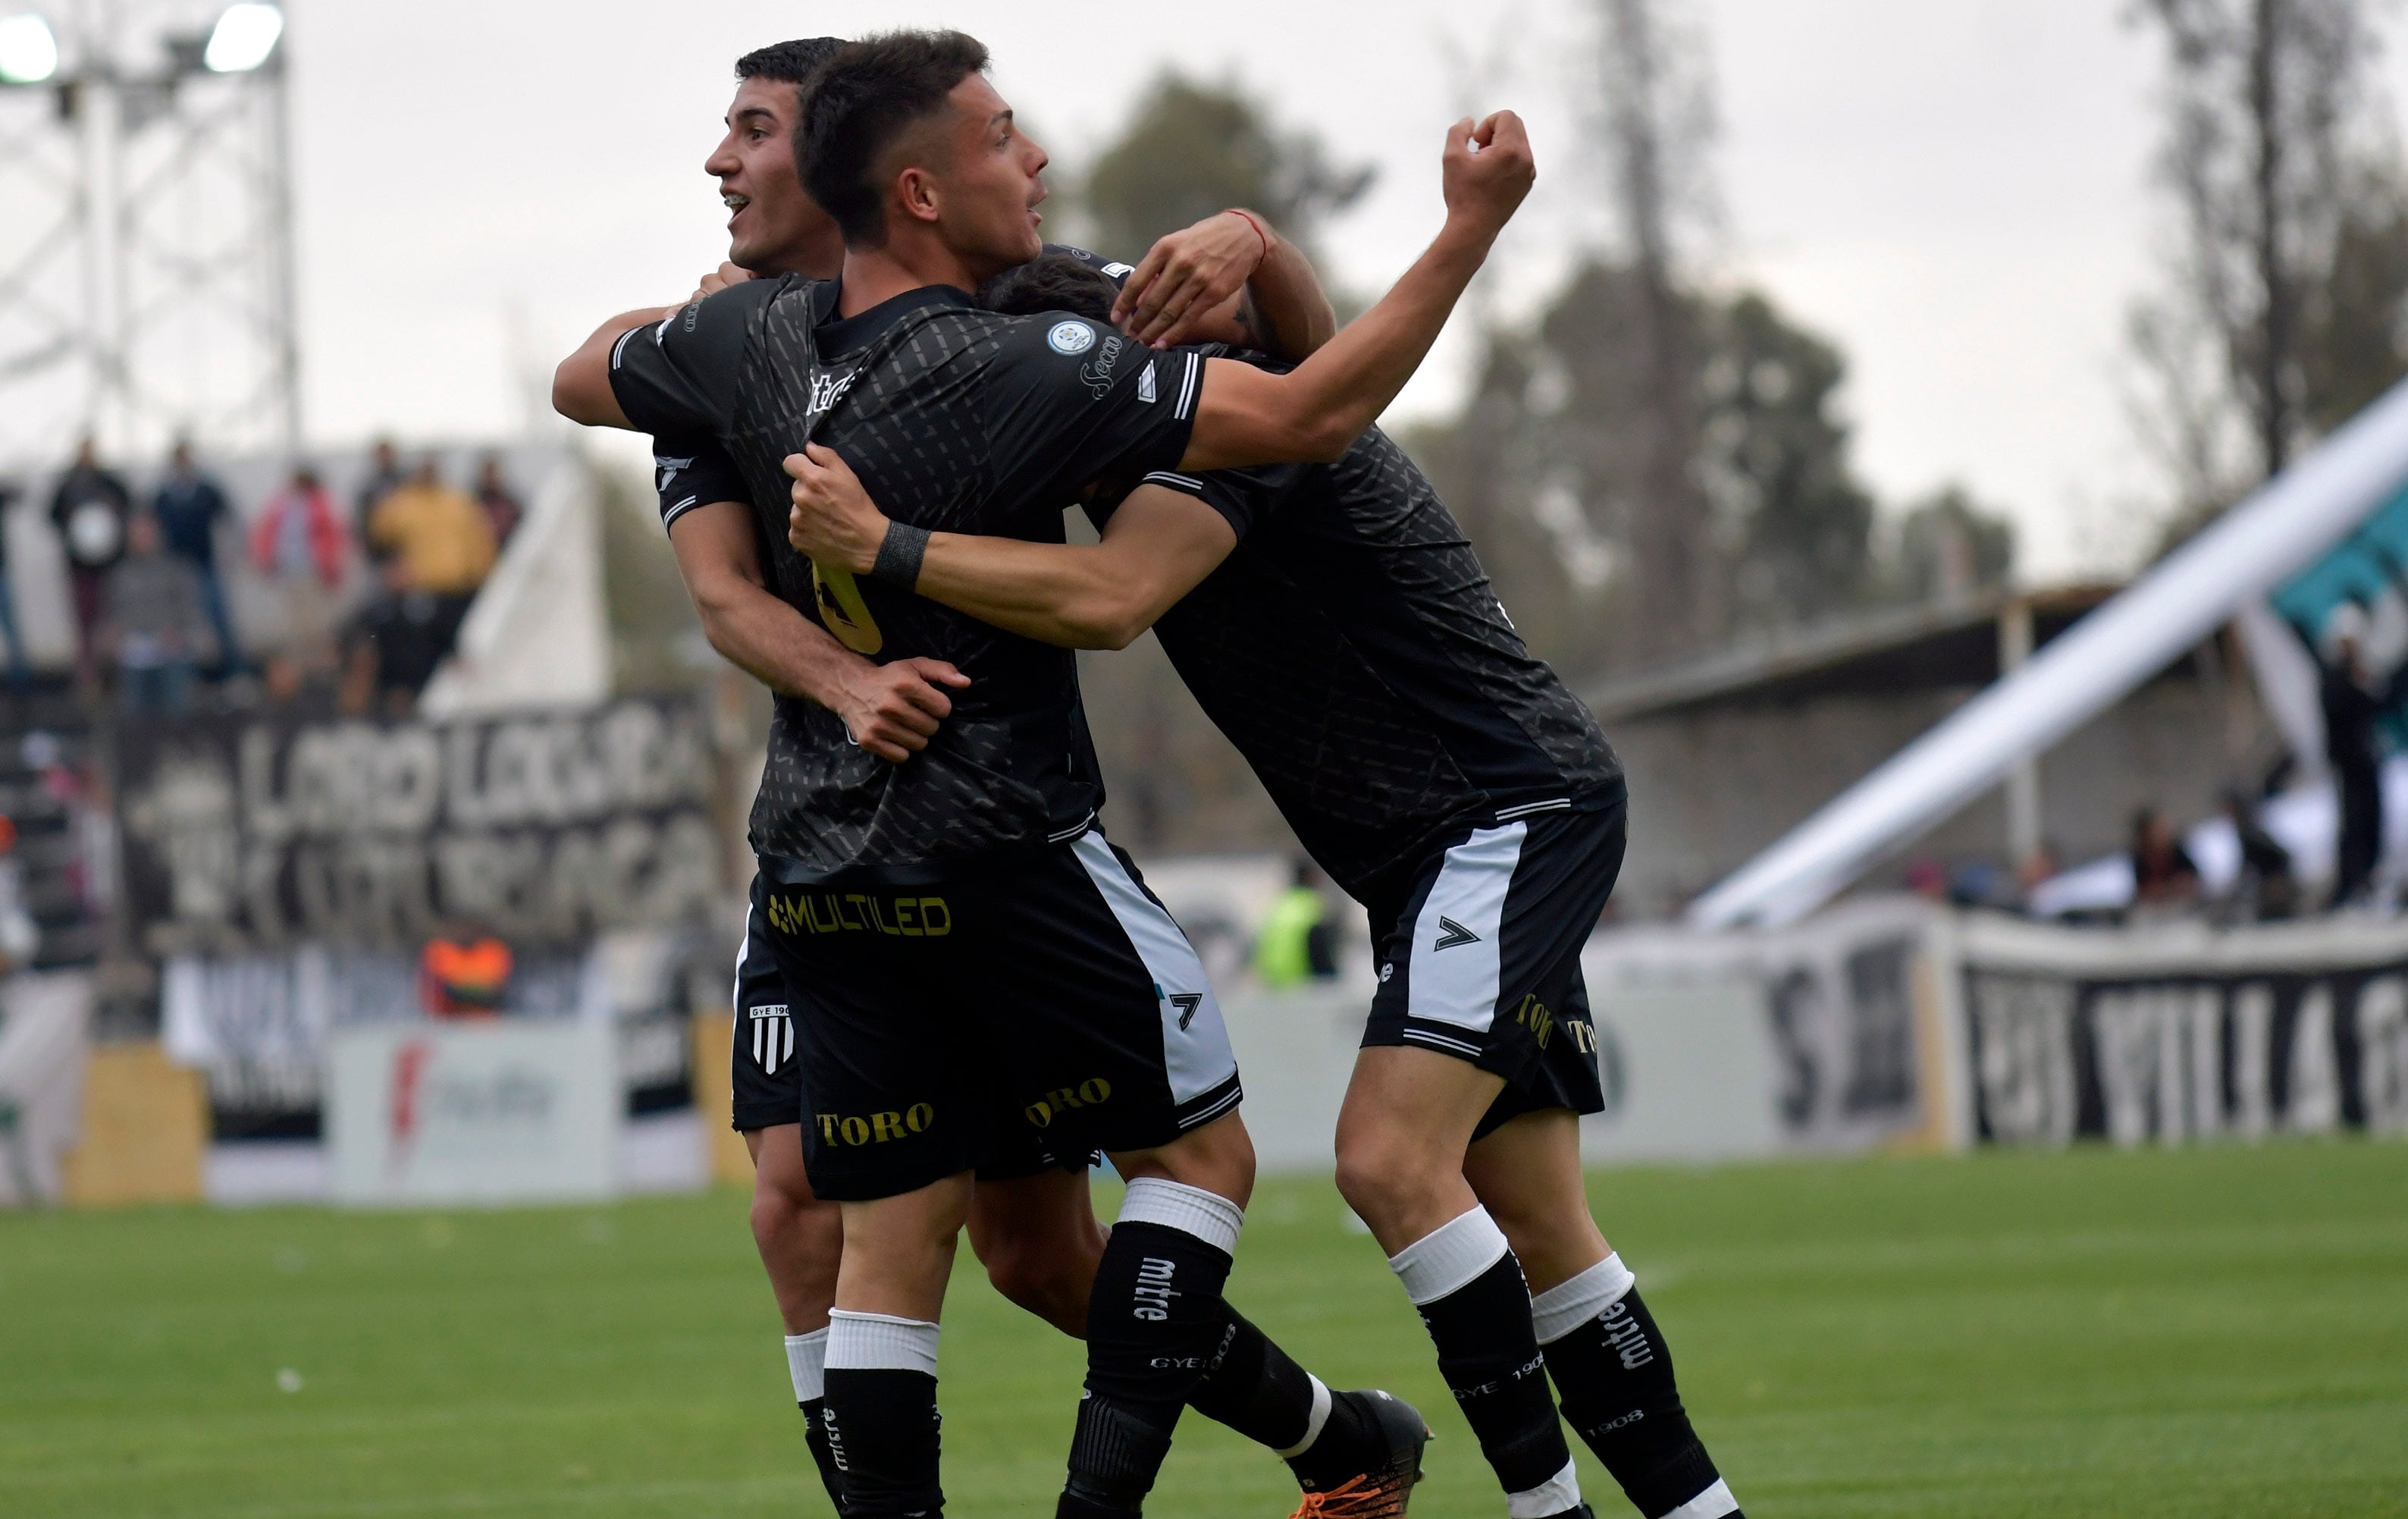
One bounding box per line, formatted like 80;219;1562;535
1243;224;1337;359
914;536;1159;651
685;561;872;705
553;307;674;428
1183;219;1493;470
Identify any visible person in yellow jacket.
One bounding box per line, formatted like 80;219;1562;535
368;456;497;595
1254;861;1340;987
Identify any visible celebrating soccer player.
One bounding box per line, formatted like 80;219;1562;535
553;31;1431;1519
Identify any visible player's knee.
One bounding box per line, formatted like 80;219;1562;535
1333;1119;1447;1229
750;1169;839;1256
981;1232;1095;1337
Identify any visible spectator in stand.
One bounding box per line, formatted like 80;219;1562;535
0;479;27;685
2320;611;2395;907
2223;788;2298;921
419;922;513;1017
149;438;243;677
248;465;350;702
473;454;525;546
2130;807;2202;912
339;558;455;717
48;437;133;685
104;512;212;714
368;455;497;600
1253;859;1340;986
356;437;405;562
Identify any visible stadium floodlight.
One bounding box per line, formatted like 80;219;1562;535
0;12;59;84
202;2;281;74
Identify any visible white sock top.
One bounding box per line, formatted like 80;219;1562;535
1385;1206;1511;1306
1529;1251;1637;1345
1505;1458;1582;1518
1119;1175;1245;1255
824;1309;940;1378
785;1327;829;1404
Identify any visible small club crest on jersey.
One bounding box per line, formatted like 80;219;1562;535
750;1003;795;1075
1047;319;1096;355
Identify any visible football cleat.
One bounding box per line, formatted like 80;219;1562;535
1287;1389;1432;1519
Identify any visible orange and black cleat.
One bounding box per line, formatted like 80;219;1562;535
1288;1390;1432;1519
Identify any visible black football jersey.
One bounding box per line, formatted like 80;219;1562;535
1102;423;1626;902
611;271;1201;880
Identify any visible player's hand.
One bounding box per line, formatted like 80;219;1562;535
832;656;970;763
1112;210;1268;349
1440;111;1535;243
784;444;891;574
690;262;756;303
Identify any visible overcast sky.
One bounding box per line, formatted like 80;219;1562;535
278;0;2406;579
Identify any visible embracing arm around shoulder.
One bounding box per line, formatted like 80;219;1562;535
782;445;1235;652
553;307;673;428
667;501;968;761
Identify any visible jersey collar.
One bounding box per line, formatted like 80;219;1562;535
814;281;980;356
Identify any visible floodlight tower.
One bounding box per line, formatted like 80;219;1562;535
0;2;297;472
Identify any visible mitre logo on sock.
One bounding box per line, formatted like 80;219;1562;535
1132;1256;1180;1321
1597;1299;1657;1370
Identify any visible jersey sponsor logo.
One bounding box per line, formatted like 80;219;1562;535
1023;1076;1114;1128
1434;915;1481;950
1047;319;1096;355
810;562;884;655
1079;334;1127;397
817;1103;936;1147
749;1003;795;1075
1136;363;1158;404
767;889;953;938
1512;991;1597;1055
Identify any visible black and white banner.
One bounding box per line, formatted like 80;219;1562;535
118;699;724;954
1952;915;2408;1144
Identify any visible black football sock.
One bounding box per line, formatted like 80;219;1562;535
1388;1207;1581;1517
786;1329;845;1511
823;1310;944;1519
1059;1178;1243;1517
1184;1310;1375;1489
1532;1254;1740;1519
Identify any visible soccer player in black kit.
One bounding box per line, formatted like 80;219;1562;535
563;28;1538;1519
554;39;1394;1517
779;251;1750;1519
553;33;1431;1519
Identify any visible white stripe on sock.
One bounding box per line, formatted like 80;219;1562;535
1529;1252;1637;1345
824;1310;939;1377
1119;1175;1244;1254
1386;1206;1510;1306
785;1328;828;1404
1504;1458;1581;1518
1275;1375;1334;1459
1661;1477;1739;1519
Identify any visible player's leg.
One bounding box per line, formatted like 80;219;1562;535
1465;1113;1739;1519
767;876;983;1519
1337;1047;1581;1519
729;877;850;1511
994;830;1429;1519
967;1135;1107;1336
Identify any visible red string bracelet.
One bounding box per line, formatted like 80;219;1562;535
1225;208;1270;262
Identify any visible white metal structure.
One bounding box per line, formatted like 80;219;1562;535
1691;375;2408;928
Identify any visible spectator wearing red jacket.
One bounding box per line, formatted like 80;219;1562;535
249;466;350;700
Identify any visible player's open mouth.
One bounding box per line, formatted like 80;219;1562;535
723;192;750;224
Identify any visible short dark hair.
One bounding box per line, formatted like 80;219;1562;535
979;253;1119;325
798;30;990;249
735;37;844;86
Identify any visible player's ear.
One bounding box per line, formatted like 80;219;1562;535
894;165;943;229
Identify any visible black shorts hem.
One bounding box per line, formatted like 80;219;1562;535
732;1105;799;1134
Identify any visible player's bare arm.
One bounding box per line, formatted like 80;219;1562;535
1113;209;1337;356
1180;111;1532;471
785;444;1234;651
668;498;969;762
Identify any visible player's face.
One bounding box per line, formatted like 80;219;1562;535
706;77;832;274
931;74;1048;281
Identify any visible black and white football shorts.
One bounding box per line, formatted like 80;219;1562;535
751;830;1243;1201
729;872;1096;1185
1362;798;1628;1139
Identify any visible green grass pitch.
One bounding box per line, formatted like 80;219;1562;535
2;1140;2403;1517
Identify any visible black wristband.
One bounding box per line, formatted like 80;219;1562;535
870;520;929;590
